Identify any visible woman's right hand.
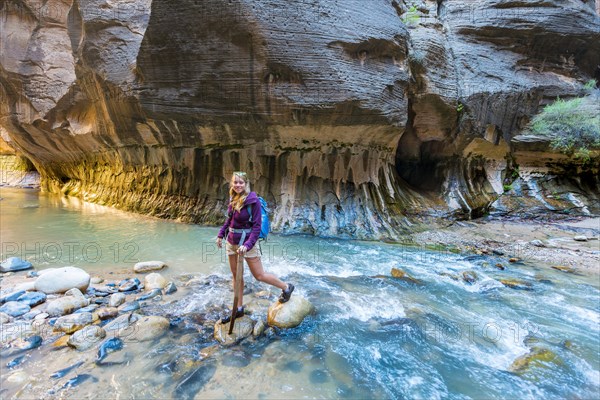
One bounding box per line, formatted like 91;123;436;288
216;237;223;248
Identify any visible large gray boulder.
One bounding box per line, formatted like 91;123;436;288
34;267;90;294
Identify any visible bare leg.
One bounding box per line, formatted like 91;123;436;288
228;254;244;308
245;257;287;290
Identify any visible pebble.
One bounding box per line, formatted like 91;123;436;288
164;282;177;294
97;307;119;320
144;273;168;290
530;239;545;247
573;235;588;242
90;276;104;284
108;293;126;308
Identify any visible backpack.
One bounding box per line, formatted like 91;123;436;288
247;196;270;241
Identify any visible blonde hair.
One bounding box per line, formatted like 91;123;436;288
229;171;250;212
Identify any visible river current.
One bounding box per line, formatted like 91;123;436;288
1;188;599;399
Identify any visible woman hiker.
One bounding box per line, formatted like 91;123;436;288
216;171;294;323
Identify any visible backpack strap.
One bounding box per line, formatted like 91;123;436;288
247;204;252;222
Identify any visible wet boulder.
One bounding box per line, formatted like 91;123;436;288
267;296;315;329
214;316;254;345
0;290;26;304
34;267;90;294
551;265;577;274
68;325;106;351
134;261;167;273
0;257;33;273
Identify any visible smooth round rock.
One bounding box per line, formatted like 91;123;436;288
108;293;126;308
34;267;90;294
54;312;94;334
134;261;167;273
90;276;104;284
68;325;106;350
573;235;588;242
45;296;90;317
0;257;33;273
267;296;315;329
144;273;168;290
0;301;31;317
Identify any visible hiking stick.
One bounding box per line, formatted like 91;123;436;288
228;250;244;334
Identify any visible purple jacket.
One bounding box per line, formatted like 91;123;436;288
218;191;262;250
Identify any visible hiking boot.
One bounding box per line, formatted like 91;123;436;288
278;283;295;303
221;306;244;323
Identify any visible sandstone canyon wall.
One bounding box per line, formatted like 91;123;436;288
1;0;599;239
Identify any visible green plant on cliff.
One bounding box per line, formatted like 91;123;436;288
528;90;600;161
402;5;420;26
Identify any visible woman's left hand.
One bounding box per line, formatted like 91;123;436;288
237;245;248;255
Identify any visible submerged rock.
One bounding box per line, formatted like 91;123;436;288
0;257;33;273
124;315;170;342
214;316;254;345
551;265;577;274
267;296;315;329
509;347;560;373
50;361;84;379
164;282;177;294
134;261;167;273
173;361;216;400
34;267;90;294
462;271;478;284
96;337;124;364
390;268;422;284
1;335;42;357
500;279;534;291
68;325;106;350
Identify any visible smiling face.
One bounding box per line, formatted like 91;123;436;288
231;173;248;194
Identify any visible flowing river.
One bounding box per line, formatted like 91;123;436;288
1;187;599;399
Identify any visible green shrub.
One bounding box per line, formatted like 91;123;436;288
528;90;600;160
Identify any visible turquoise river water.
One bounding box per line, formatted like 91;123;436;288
0;187;599;399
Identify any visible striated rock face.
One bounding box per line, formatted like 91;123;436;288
1;0;599;238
